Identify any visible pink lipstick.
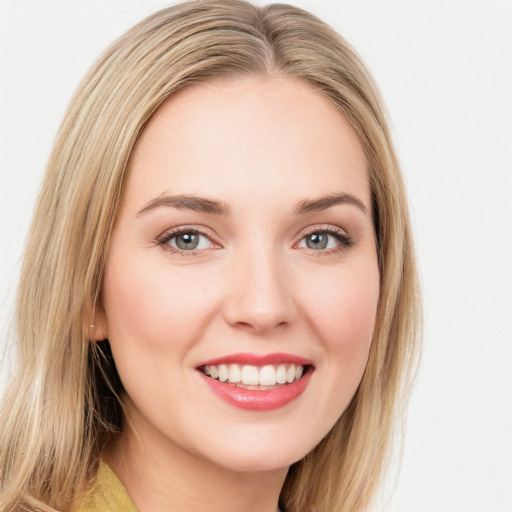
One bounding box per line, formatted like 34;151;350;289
196;353;313;411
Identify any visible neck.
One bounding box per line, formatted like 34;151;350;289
104;410;287;512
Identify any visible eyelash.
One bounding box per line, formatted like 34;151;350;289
156;225;354;257
156;227;220;256
297;225;355;255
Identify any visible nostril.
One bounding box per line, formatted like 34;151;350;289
230;319;290;334
224;299;296;333
222;258;296;332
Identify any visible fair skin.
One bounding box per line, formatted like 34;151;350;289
96;76;380;512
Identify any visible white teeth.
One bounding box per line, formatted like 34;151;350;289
276;364;287;384
202;363;306;386
286;364;296;383
241;365;259;385
218;364;228;382
259;365;277;386
228;364;241;383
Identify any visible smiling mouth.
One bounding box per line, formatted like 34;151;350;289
199;363;310;389
197;355;314;410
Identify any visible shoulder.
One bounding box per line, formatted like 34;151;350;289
74;462;138;512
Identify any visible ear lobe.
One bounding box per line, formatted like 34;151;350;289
85;304;108;341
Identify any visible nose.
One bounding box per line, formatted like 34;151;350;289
222;246;297;334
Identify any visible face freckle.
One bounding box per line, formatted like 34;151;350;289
98;76;380;473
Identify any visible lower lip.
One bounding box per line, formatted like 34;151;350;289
199;370;312;411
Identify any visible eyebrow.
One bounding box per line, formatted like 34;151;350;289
294;193;368;215
137;194;231;217
136;192;368;218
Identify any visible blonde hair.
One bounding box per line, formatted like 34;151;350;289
0;1;421;511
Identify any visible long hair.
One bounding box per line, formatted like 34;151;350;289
0;1;421;511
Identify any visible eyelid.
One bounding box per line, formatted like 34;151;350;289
155;223;354;257
156;225;222;255
294;224;355;254
299;224;349;238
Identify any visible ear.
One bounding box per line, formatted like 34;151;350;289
84;302;109;341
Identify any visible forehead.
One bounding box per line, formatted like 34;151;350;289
122;76;370;213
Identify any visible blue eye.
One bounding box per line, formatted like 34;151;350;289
298;229;354;252
302;233;331;250
161;230;215;252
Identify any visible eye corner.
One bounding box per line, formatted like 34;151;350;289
295;225;355;255
155;225;222;256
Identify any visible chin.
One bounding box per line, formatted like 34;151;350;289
194;425;325;474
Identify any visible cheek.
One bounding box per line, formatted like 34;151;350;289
102;257;216;356
311;266;378;336
304;260;380;377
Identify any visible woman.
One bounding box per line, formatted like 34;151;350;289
0;1;421;511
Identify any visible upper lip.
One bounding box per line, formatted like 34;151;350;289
196;352;313;368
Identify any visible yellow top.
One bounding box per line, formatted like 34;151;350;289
75;462;138;512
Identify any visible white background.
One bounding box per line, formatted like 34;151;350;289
1;1;511;511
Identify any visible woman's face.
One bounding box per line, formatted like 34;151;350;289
97;76;380;472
